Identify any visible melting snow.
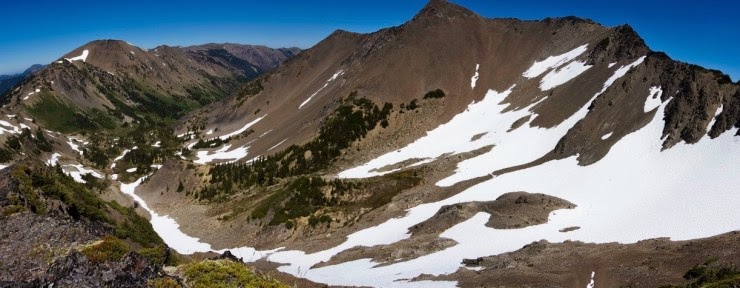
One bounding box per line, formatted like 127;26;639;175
587;271;596;288
0;120;23;135
217;115;266;141
65;49;89;62
299;70;344;109
120;177;214;254
470;64;480;89
193;144;250;165
706;104;724;135
539;60;592;90
337;56;647;184
644;86;664;113
126;168;137;173
67;137;84;155
46;153;61;166
63;164;103;183
111;148;134;169
267;138;288;151
522;44;589;79
259;129;273;137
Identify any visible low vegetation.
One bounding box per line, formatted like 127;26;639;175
660;260;740;288
199;93;392;200
5;161;163;247
180;259;287;288
423;88;446;99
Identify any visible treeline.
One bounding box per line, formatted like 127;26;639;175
198;94;392;200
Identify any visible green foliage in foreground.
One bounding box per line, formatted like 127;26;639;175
181;259;287;288
80;235;177;266
6;161;162;247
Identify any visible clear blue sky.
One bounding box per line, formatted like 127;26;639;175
0;0;737;81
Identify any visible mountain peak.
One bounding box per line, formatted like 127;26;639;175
22;64;44;75
413;0;476;21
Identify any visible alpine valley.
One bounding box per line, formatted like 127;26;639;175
1;1;738;287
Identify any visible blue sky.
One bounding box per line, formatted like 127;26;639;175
0;0;737;80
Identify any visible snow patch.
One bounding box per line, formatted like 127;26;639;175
706;104;724;134
608;62;617;68
67;137;84;155
65;49;89;62
523;44;589;79
587;271;596;288
111;148;133;169
120;177;213;254
267;138;288;151
259;130;273;138
193;144;250;165
46;153;61;166
539;60;592;90
601;132;613;140
299;70;344;109
644;86;664;113
605;56;646;92
63;164;103;183
470;64;480;89
217;115;266;141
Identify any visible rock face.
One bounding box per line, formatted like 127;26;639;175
0;161;173;287
2;250;173;288
42;251;167;287
410;192;576;235
434;232;740;288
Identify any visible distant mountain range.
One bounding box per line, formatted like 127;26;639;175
0;64;44;94
0;40;300;132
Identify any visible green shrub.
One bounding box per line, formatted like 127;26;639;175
406;99;419;110
423;89;445;99
181;259;287;288
80;235;132;263
148;278;182;288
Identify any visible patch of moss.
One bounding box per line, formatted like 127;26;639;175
181;259;287;288
80;235;132;264
148;278;183;288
